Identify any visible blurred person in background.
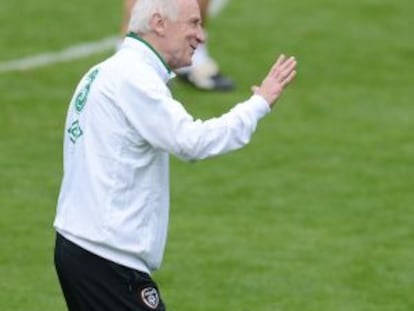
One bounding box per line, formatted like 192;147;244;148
54;0;297;310
120;0;235;91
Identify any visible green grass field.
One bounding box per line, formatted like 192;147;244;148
1;0;413;310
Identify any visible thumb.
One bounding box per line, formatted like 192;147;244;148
251;85;259;94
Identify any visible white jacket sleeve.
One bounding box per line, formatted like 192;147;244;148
120;73;271;161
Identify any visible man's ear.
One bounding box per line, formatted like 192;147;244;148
150;13;167;35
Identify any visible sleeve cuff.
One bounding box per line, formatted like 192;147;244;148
249;94;271;118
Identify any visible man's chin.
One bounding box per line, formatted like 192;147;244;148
173;60;192;71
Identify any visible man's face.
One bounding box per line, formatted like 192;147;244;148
164;0;205;69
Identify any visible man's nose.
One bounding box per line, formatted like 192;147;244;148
197;26;206;44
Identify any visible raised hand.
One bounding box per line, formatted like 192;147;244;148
253;55;297;107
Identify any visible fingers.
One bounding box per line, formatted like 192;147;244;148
271;55;297;85
280;57;297;86
281;69;296;88
255;54;297;106
271;54;287;73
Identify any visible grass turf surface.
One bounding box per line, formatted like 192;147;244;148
0;0;413;310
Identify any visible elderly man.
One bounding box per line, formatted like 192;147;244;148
120;0;235;91
54;0;297;310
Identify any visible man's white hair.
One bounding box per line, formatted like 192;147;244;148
128;0;180;35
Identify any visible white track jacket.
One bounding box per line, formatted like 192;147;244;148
54;35;271;274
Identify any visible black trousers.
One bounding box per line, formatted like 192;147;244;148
54;233;166;311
